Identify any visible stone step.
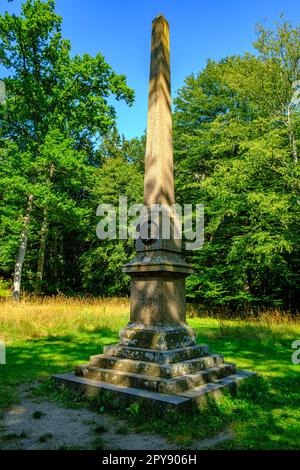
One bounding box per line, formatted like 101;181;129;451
118;324;196;350
103;343;209;364
176;370;256;405
52;369;255;412
75;362;236;394
158;363;236;394
52;372;191;413
89;353;224;378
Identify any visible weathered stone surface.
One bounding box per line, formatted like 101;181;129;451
53;373;191;413
75;362;236;394
144;15;174;208
126;274;189;325
123;251;193;274
118;323;196;349
178;370;256;406
102;344;209;364
52;370;255;412
122;15;193;327
134;210;183;254
157;363;236;394
89;353;224;378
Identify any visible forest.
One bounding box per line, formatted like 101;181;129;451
0;0;299;313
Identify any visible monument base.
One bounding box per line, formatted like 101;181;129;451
53;323;255;413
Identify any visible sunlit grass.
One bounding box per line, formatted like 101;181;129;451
0;296;299;449
0;296;129;411
0;295;129;342
0;279;10;298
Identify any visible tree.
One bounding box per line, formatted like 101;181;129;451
173;18;300;312
79;138;143;296
0;0;134;299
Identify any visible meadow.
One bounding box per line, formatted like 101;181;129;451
0;296;299;449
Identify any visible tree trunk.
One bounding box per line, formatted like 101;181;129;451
35;207;48;295
13;194;34;301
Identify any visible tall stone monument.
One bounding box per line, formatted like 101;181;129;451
54;15;254;411
121;14;195;354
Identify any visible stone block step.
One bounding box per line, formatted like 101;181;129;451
52;373;190;413
176;370;256;405
118;324;196;350
103;343;209;364
89;353;224;378
52;369;255;412
75;362;236;394
159;363;236;394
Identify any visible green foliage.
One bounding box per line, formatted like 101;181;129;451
93;424;108;434
236;375;272;404
92;436;106;450
174;18;300;311
0;3;299;310
126;401;141;417
32;410;46;419
79;154;143;295
0;0;137;296
38;433;53;443
0;277;10;296
34;379;87;409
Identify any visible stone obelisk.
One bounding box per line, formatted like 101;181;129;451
54;16;254;411
121;14;194;347
144;14;174;208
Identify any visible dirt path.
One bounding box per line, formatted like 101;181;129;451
0;385;233;450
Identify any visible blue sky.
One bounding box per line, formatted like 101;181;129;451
1;0;300;139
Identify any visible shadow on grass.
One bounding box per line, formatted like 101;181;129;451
0;328;118;410
192;320;300;420
1;320;299;449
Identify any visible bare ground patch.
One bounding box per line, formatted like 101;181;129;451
0;384;233;450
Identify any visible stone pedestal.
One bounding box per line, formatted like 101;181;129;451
124;250;193;325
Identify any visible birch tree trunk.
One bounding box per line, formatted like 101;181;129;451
13;194;34;301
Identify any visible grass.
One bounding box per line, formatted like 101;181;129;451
0;279;10;298
32;410;46;419
93;424;108;434
0;295;299;449
92;436;106;450
116;425;129;435
38;433;53;443
0;295;127;409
